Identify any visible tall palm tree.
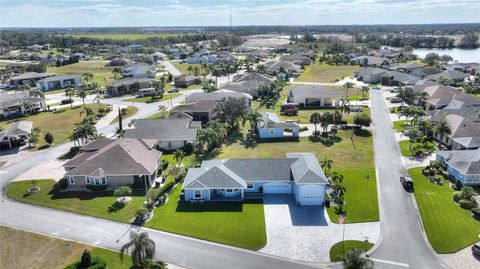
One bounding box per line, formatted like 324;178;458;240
433;117;451;144
120;231;156;269
242;110;263;132
255;64;267;74
310;112;322;135
320;157;333;175
360;86;369;100
65;87;74;108
198;128;219;151
331;172;344;184
77;87;88;106
342;82;354;101
28;88;45;100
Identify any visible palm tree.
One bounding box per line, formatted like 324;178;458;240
82;72;94;84
360;86;369;100
333;183;347;197
174;149;184;164
112;67;123;80
342;82;354;100
207;120;228;143
310;112;322;135
331;172;344;184
77;87;88;106
28;88;45;100
433;117;451;144
255;64;267;74
187;65;193;74
242;110;263;132
198;128;219;151
65;87;74;108
320;157;333;175
79;106;94;121
342;248;374;269
120;231;156;269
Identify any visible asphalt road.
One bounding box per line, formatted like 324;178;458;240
368;90;449;269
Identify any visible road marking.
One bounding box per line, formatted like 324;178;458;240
370;258;409;267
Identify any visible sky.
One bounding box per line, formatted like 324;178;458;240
0;0;479;27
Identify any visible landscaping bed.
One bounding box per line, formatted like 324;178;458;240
329;240;374;262
399;140;436;157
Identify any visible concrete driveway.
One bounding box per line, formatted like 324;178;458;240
259;195;379;262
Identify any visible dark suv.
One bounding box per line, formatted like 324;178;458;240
400;176;414;189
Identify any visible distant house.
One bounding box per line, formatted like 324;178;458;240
452;137;480;150
122;63;156;79
425;70;469;85
124;119;201;150
220;72;273;98
63;139;162;191
288;85;343;107
354;68;419;85
151;52;167;62
169;100;216;123
0;121;32;149
410;67;443;78
257;112;300;139
186;90;252;108
349;55;384;67
436;149;480;186
354;67;386;84
183;152;328;205
0;91;46;119
174;74;200;88
109;57;130;66
9;72;54;88
184;53;217;65
409;79;440;93
265;60;302;78
106;77;153;96
279;54;312;66
389;63;424;73
446;63;480;75
36;75;82;91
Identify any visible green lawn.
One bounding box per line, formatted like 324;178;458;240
6;179;145;223
392;120;409;133
296;63;361;83
0;104;105;149
110;106;139;124
0;226;133;269
122;93;181;103
329;240;374;262
408;167;480;253
399;140;436;157
47;61;115;84
171;62;206;75
146;185;267;250
326;168;379;223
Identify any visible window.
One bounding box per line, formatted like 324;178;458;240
68;176;75;185
226;189;233;193
194;190;202;199
85;177;92;185
101;177;107;185
247;183;254;189
86;176;107;185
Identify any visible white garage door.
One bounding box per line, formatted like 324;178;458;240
263;183;291;194
298;185;324;205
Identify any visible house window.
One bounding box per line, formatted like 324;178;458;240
85;177;92;185
68;176;75;185
194;190;202;199
247;183;254;189
168;142;172;148
101;177;107;185
225;189;233;193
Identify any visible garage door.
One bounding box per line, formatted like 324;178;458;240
298;185;324;205
263;183;291;194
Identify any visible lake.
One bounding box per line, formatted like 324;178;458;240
411;48;480;63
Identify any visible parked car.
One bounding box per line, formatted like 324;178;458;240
349;106;363;112
371;86;381;90
400;176;414;189
390;88;400;93
168;88;179;93
472;242;480;256
390;97;401;103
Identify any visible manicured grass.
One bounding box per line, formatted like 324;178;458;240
171;62;206;75
326;168;379;223
67;33;186;40
6;179;145;223
47;61;115;84
160;154;195;185
146;185;267;250
0;226;133;269
296;63;360;83
110;106;139;124
392;120;409;133
329;240;374;262
408;167;480;253
399;140;436;157
147;111;169;119
122;93;181;103
0;104;105;149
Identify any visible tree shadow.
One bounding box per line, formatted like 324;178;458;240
309;135;342;147
175;200;244;212
108;201;126;213
38;144;50;150
353;129;372;137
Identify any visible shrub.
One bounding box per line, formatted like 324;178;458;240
80;249;92;267
98;108;106;113
136;207;149;219
472;207;480;219
452;191;462;203
184;142;194;154
64;255;106;269
44;132;54;145
453;180;463;190
161;160;169;170
353;114;372;127
458;199;477;210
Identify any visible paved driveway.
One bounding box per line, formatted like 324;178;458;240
259;195;379;262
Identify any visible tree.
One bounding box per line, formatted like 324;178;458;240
255;64;267;74
77;87;88;106
353;114;372;127
320;157;333;175
310;112;322;135
80;249;93;268
174;149;184;164
65;87;75;108
320;112;334;133
342;82;354;100
213;97;247;128
360;86;369;100
424;52;440;67
433;117;451;143
44;132;54;146
114;186;132;201
30;127;41;147
242;110;263;132
80;106;94;121
459;33;479;48
120;231;156;268
28;88;45;100
112;67;123;80
342;248;374;269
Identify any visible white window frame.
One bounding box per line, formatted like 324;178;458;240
85;176;92;185
225;189;233;193
101;177;107;185
85;176;107;185
194;190;202;199
68;176;75;185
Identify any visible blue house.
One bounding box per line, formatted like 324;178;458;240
257;112;300;139
182;152;328;206
436;149;480;186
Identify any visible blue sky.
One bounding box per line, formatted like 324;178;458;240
0;0;479;27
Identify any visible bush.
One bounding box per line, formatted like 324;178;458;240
44;132;54;145
184;142;194;154
353;114;372;127
161;160;169;170
86;185;107;192
472;207;480;219
98;108;106;113
458;199;477;210
452;191;462;203
64;255;106;269
136;207;149;219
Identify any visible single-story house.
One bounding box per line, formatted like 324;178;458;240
265;60;302;78
425;70;469;85
279;54;312;66
36;75;82;91
9;72;54;88
106;77;153;96
410;67;443;79
220;72;273;98
122;63;156;79
183;152;328;205
288;85;342;107
349;56;384;67
169;100;216;123
174;74;200;88
436;149;480;186
0;120;32;149
63;139;162;191
354;68;419;85
151;52;167;62
123;119;201;150
389;62;424;73
0;91;46;119
257;112;300;139
431;113;480;147
186;90;252;108
354;67;386;84
452;137;480;150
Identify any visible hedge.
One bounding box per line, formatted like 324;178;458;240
64;256;107;269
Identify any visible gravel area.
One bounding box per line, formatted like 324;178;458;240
259;195;379;262
440;245;480;269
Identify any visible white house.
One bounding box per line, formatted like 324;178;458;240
288;85;342;107
36;75;82;91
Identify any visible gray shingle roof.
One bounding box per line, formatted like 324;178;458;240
124;119;199;141
170;100;216;113
287;152;328;184
0;91;44;108
425;70;469;81
258;112;299;129
289;85;343;99
453;137;480;148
